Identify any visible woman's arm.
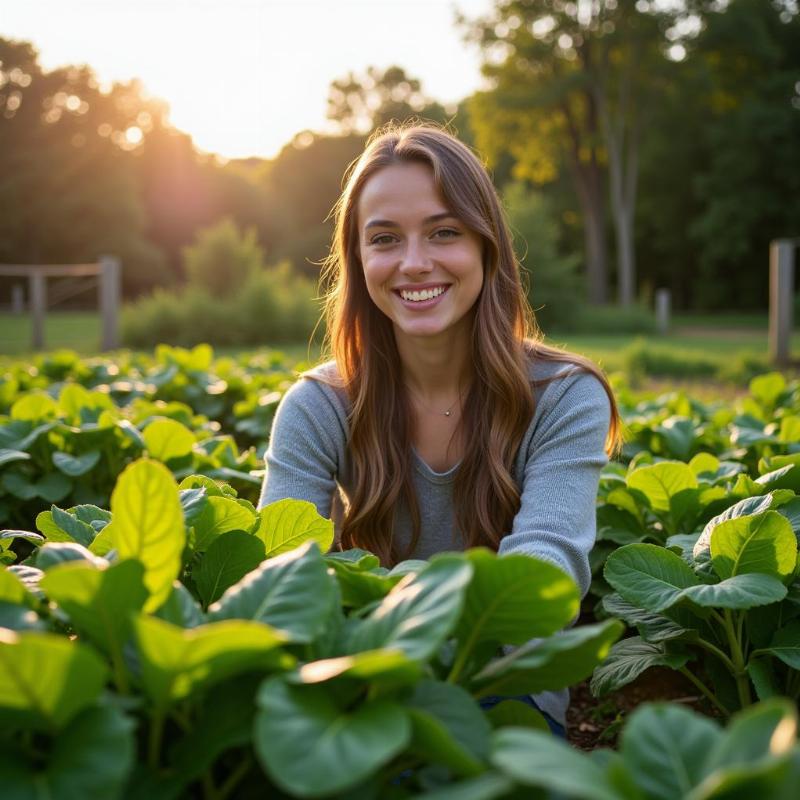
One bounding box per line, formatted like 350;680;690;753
498;370;612;599
257;376;345;522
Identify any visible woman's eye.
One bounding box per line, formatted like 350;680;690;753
434;228;460;239
370;234;395;246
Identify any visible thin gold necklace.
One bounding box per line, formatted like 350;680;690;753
406;384;462;417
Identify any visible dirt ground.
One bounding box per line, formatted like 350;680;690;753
566;667;720;750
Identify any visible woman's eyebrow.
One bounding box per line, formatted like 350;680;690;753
363;212;457;230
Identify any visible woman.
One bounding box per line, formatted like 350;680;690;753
258;123;622;736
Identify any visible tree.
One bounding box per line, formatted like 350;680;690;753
460;1;677;306
326;65;450;135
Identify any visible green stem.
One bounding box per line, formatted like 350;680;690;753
678;666;729;717
217;756;253;800
693;638;738;675
722;610;752;708
148;710;165;769
447;631;482;684
109;643;130;695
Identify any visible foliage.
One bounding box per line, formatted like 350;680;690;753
121;259;320;349
0;469;622;797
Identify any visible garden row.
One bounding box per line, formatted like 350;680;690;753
2;347;800;796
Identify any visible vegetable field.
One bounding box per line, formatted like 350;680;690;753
2;345;800;798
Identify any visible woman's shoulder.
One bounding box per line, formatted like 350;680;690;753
290;359;350;410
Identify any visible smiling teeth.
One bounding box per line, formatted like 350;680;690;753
400;286;446;302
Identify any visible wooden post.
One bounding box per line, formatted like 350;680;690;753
29;269;46;350
11;284;24;314
655;289;671;335
99;255;121;350
769;240;795;366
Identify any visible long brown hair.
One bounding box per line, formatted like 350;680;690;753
311;122;621;566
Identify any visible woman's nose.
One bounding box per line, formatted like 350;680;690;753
399;238;433;273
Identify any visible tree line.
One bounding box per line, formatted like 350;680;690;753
0;0;797;313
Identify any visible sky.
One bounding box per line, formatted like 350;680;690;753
2;0;494;159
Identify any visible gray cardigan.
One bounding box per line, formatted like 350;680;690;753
258;356;611;725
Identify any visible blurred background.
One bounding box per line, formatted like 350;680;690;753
1;0;798;381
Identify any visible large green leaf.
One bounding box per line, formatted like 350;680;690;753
591;636;690;696
36;541;106;570
255;498;334;558
193;530;265;608
192;495;256;551
345;555;473;661
254;676;410;796
142;418;196;461
0;630;108;728
208;540;336;643
0;704;135;799
472;620;624;696
678;574;787;610
40;560;148;659
154;581;205;628
605;544;699;612
627;461;697;513
710;512;797;581
0;567;32;605
620;703;720;800
491;727;618;800
111;459;185;612
132;615;290;708
453;549;578;653
326;558;401;608
414;773;514;799
406;680;491;776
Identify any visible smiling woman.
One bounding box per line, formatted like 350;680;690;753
258;122;622;733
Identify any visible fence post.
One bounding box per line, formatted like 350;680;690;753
769;240;795;367
11;284;24;314
100;255;121;350
29;269;46;350
655;289;671;335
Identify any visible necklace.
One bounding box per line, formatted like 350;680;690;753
406;384;462;417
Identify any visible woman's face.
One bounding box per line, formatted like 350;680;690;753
356;161;484;344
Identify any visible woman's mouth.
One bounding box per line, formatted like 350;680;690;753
393;285;450;310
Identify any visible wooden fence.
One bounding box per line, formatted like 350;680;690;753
0;256;121;351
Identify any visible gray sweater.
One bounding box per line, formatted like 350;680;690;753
258;356;611;725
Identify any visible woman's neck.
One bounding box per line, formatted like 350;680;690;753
394;327;472;404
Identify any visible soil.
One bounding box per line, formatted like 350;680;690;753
566;667;721;751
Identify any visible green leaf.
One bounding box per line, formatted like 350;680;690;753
0;569;29;604
491;727;618;800
750;372;786;408
703;698;797;773
620;703;721;800
208;540;336;643
50;505;96;546
346;555;473;661
0;602;45;631
132;615;290;708
710;511;797;581
155;581;206;628
413;773;514;799
142;418;196;461
292;648;423;688
0;704;135;799
193;531;266;608
52;450;101;477
591;636;690;696
484;699;551;731
453;548;578;653
255;677;410;796
192;495;256;551
406;680;491;775
255;498;335;558
11;391;58;421
0;448;30;468
112;459;185;612
36;542;106;570
627;461;698;514
605;543;699;612
765;620;800;669
472;620;623;696
0;630;108;728
326;558;402;608
678;574;787;610
40;561;148;659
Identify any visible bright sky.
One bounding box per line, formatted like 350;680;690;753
2;0;493;159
